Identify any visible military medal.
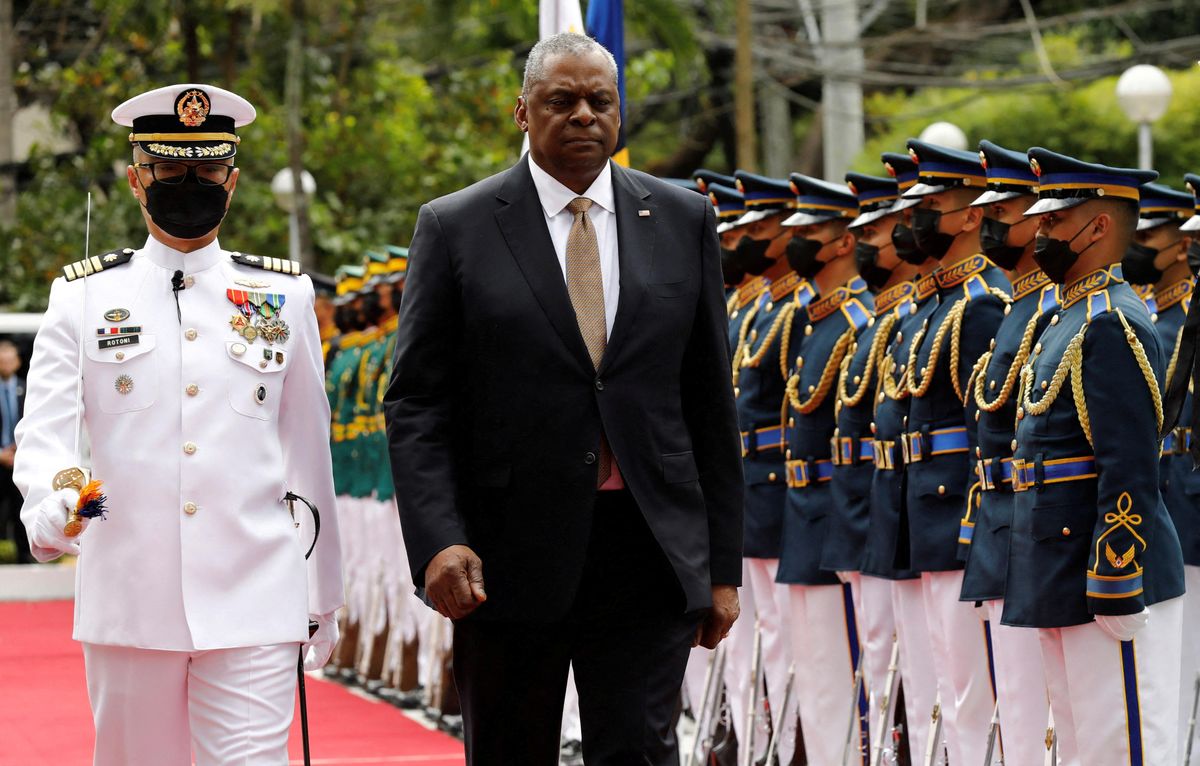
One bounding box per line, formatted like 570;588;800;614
114;374;134;395
226;289;288;345
104;308;130;322
235;278;271;289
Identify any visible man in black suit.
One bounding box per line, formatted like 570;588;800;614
384;32;743;766
0;340;29;563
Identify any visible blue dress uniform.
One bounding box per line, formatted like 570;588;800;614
897;139;1010;766
730;171;813;764
1005;148;1186;766
772;174;872;765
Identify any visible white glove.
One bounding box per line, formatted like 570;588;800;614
29;488;84;558
1095;609;1149;642
302;611;340;671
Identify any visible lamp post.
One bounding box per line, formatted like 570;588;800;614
918;121;967;151
1116;64;1173;170
271;167;316;264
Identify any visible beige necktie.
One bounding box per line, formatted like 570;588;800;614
565;197;612;485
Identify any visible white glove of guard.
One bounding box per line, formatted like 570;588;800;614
29;488;83;558
302;611;340;671
1095;609;1149;642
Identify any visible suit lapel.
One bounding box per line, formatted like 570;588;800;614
600;163;655;375
493;156;593;374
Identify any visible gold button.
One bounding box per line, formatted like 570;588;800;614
989;339;996;350
788;417;795;427
731;310;739;319
1151;313;1159;323
867;317;875;328
796;357;804;369
183;442;197;455
750;329;758;342
183;275;195;288
870;422;877;434
1040;380;1048;390
854;375;862;385
937;485;946;495
768;472;778;482
185;328;198;341
183;502;198;515
1035;343;1043;354
920;366;927;376
900;364;907;373
1050;315;1060;326
896;332;903;344
734;387;741;397
1004;305;1012;315
909;304;917;315
974;411;980;421
1017;407;1025;420
805;325;813;336
786;449;792;459
186;384;199;397
976;446;982;457
115;351;125;361
767;302;775;312
1011;439;1018;451
808;384;816;394
878;392;886;402
989;380;996;390
1062;527;1071;536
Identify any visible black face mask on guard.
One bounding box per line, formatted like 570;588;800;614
854;241;893;290
735;235;776;276
1033;216;1100;284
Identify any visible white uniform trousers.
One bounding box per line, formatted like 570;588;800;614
83;641;298;766
1040;596;1183;766
985;598;1064;766
746;557;796;764
856;574;897;754
921;570;993;766
1180;567;1200;763
787;583;867;766
892;578;937;764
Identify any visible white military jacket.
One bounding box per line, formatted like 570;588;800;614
14;235;343;650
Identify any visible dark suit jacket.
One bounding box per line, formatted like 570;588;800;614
384;156;744;622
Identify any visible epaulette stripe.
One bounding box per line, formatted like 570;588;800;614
1040;285;1060;314
1087;292;1112;322
841;299;871;331
61;249;134;282
964;274;988;301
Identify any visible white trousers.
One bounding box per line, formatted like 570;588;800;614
985;598;1065;766
857;573;897;754
83;641;299;766
1040;596;1183;766
746;557;796;764
1181;567;1200;763
921;570;993;766
892;578;937;764
787;583;866;766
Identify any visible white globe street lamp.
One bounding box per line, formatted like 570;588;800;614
1116;64;1173;170
918;121;968;151
271;167;316;262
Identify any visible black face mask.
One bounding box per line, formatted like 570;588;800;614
979;216;1032;271
1187;240;1200;276
735;235;775;276
1033;217;1099;284
911;206;965;260
854;241;893;290
1121;242;1165;286
891;222;924;265
721;247;747;286
785;235;838;279
140;174;230;240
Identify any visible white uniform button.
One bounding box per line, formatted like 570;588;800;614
183;275;195;288
183;441;197;455
185;328;198;341
186;384;200;397
183;502;197;515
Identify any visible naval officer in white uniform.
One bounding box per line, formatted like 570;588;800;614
14;83;343;765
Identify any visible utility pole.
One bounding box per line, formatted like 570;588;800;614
0;0;15;227
760;80;792;178
734;0;757;172
286;0;314;271
820;0;864;181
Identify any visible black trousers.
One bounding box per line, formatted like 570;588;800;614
453;489;702;766
0;466;29;564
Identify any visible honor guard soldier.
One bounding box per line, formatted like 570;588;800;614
13;84;343;764
1006;148;1185;766
1125;180;1199;760
956;140;1070;765
831;169;914;760
731;169;813;764
775;173;872;763
899;138;1011;766
861;149;943;763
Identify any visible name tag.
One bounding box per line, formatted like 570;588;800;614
99;335;140;350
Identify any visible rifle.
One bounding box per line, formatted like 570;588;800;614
765;663;795;766
871;637;901;766
739;623;764;766
924;697;945;766
982;701;1003;765
686;644;727;766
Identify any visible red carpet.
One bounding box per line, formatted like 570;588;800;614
0;600;465;766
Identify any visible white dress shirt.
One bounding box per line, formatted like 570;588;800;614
528;157;620;339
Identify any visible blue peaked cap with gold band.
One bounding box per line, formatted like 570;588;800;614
845;173;899;228
901;138;987;200
882;151;921;212
708;183;747;234
783;173;858;227
693;169;736;194
1181;173;1200;233
971;140;1039;207
1024;148;1158;216
734;171;794;225
1136;182;1193;231
112;83;255;161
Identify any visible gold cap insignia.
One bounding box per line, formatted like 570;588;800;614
176;89;211;128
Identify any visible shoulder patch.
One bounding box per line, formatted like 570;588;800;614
62;248;135;281
230;252;302;276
